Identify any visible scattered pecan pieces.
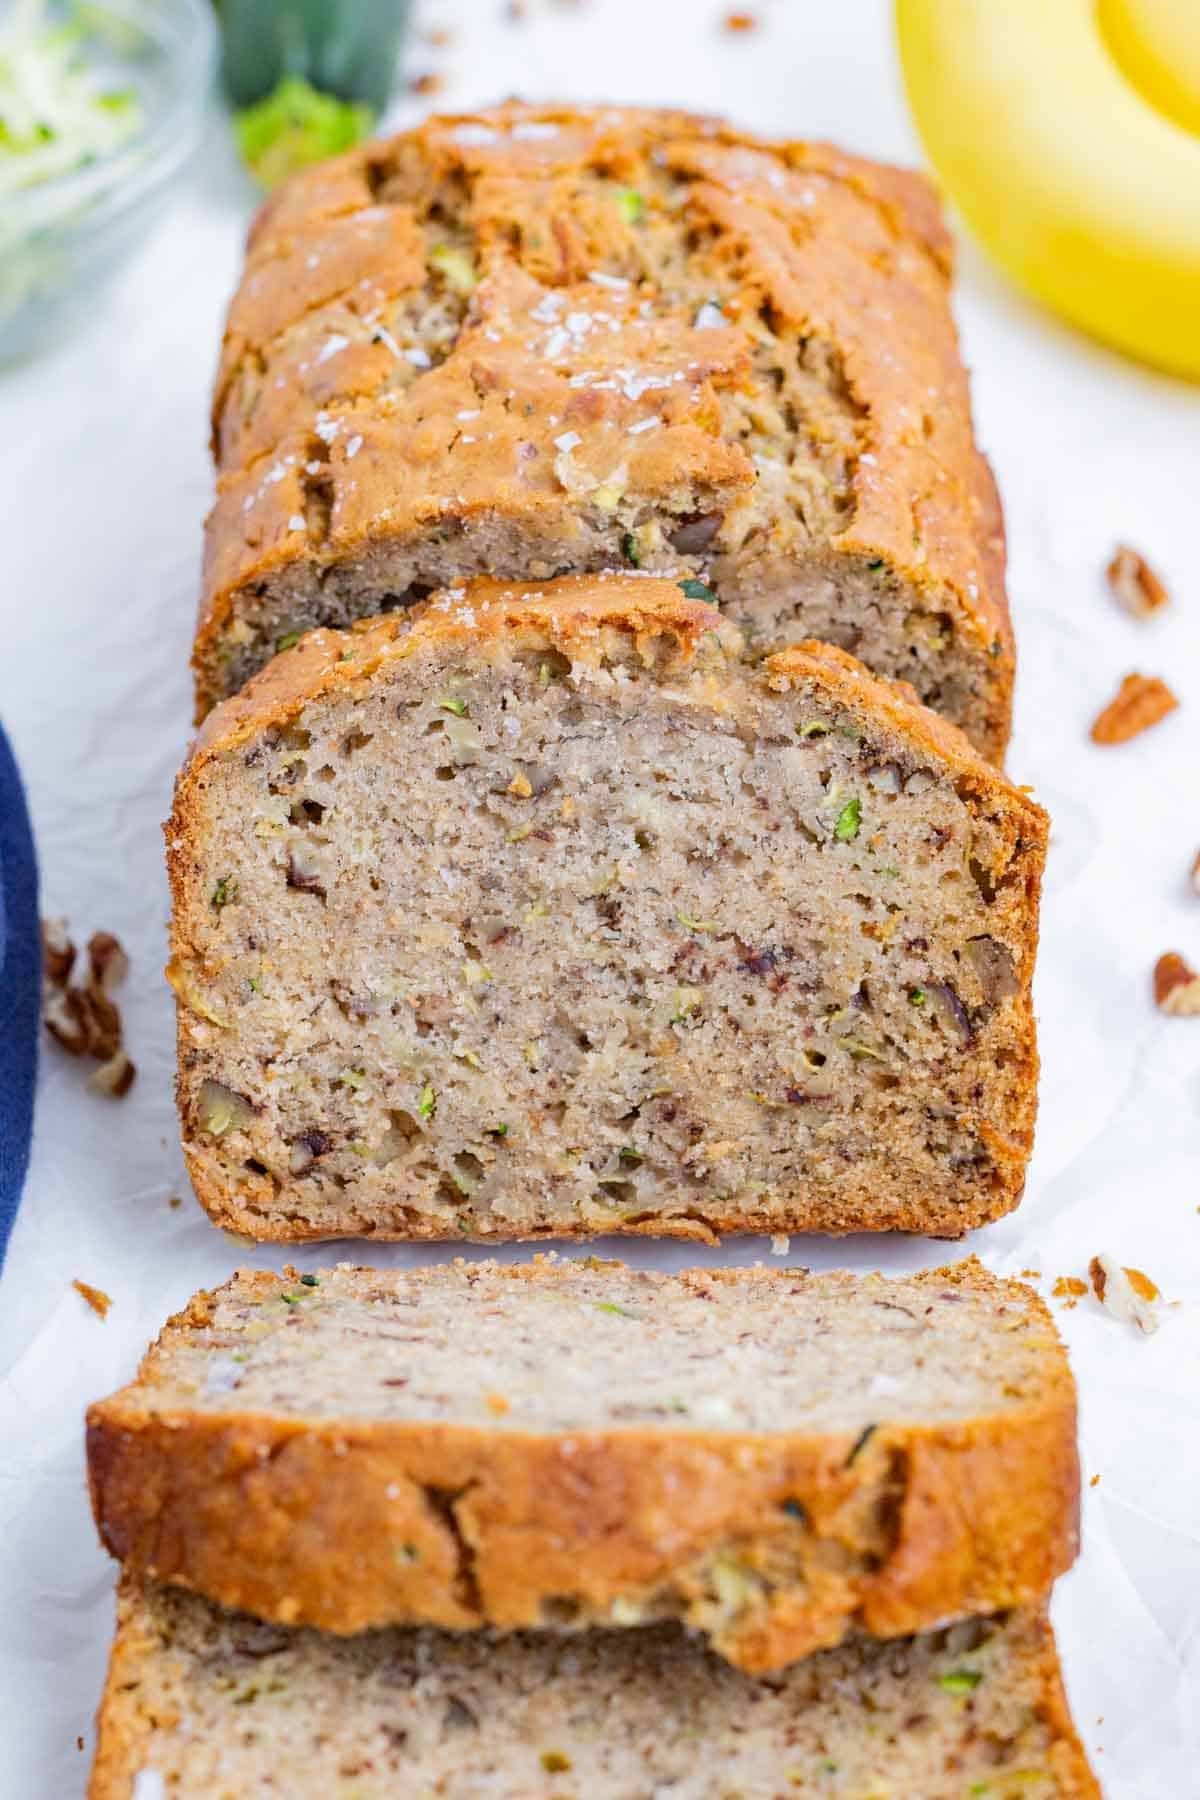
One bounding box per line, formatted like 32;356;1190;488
72;1279;112;1319
410;71;444;95
1106;545;1169;618
40;919;136;1096
1089;673;1178;744
1154;951;1200;1016
724;10;759;29
1052;1276;1087;1308
1088;1255;1161;1334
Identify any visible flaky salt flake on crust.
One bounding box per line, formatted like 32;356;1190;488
1089;672;1178;744
1153;951;1200;1016
1088;1255;1161;1334
1106;544;1169;618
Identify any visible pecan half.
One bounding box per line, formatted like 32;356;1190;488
1153;951;1200;1016
1089;673;1178;745
1106;545;1168;618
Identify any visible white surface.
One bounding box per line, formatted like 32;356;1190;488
1;2;1198;1793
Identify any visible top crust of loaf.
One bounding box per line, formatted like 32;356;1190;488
197;102;1012;753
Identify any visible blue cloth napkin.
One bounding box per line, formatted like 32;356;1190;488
0;720;39;1267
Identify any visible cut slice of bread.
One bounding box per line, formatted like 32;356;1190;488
87;1259;1079;1668
197;103;1014;762
168;576;1047;1242
89;1579;1098;1799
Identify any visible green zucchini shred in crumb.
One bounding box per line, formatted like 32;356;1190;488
428;243;478;295
537;661;552;688
211;875;238;910
438;695;468;716
622;530;641;566
418;1084;436;1120
298;1273;319;1287
487;1122;509;1138
614;186;644;223
279;1293;303;1306
908;987;926;1005
337;1068;366;1089
938;1668;984;1694
798;721;829;738
867;558;886;571
677;911;718;933
234;77;374;190
618;1145;643;1166
276;632;300;652
678;577;717;603
594;1302;638;1319
833;796;862;842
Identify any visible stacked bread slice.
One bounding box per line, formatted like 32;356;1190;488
84;101;1091;1795
86;1260;1096;1795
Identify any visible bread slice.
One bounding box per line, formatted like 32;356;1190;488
168;576;1046;1242
87;1259;1079;1668
197;102;1013;760
90;1579;1098;1799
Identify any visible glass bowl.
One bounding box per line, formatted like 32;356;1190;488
0;0;218;362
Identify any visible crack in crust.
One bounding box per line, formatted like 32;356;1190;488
196;104;1013;759
86;1259;1079;1672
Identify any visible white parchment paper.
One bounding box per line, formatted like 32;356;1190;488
1;3;1197;1792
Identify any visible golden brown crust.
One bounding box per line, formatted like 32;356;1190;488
169;576;1044;1240
87;1260;1078;1671
194;102;1013;752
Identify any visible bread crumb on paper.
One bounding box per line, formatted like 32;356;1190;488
73;1279;112;1319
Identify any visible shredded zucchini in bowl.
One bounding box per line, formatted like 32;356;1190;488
0;0;142;202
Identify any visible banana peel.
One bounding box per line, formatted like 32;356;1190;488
896;0;1200;379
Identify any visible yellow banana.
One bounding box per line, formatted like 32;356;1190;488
896;0;1200;379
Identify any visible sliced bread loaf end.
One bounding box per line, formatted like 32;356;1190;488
169;576;1046;1243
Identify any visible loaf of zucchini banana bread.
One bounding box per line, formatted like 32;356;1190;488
170;576;1045;1241
87;1258;1079;1666
89;1579;1097;1799
198;102;1012;759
